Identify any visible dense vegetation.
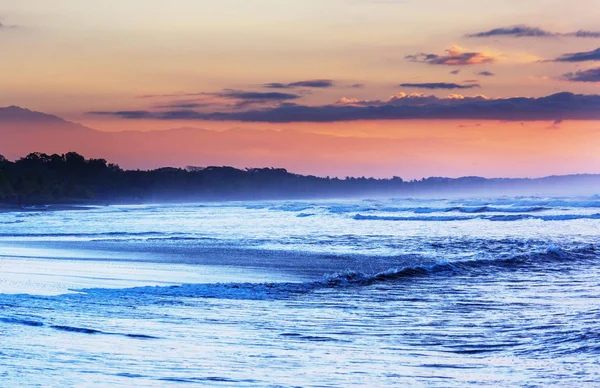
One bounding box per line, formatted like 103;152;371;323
0;152;408;204
0;152;597;206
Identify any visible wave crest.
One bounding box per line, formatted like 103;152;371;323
75;246;597;301
353;213;600;222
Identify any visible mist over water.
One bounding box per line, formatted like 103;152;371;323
1;196;600;386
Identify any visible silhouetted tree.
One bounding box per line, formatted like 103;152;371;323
0;151;595;206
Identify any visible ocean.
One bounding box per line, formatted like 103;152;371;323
1;197;600;387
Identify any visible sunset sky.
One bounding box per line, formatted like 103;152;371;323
1;0;600;178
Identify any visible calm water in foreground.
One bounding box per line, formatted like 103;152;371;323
1;197;600;387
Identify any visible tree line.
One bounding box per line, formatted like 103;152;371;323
1;152;594;206
0;152;409;205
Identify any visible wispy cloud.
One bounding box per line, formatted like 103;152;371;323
0;21;18;29
399;82;480;89
468;25;600;38
563;67;600;82
571;30;600;38
553;47;600;62
478;71;495;77
89;110;152;119
468;25;554;38
153;103;212;109
138;89;301;100
264;80;334;89
137;92;206;99
218;90;299;101
134;89;302;113
406;46;497;66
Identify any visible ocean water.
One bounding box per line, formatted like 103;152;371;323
1;196;600;387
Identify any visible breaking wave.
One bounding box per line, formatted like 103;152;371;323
75;246;597;301
364;206;551;214
353;213;600;222
456;199;600;209
249;199;600;216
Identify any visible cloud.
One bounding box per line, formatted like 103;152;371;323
154;103;212;109
406;45;497;66
399;82;480;90
334;92;490;107
335;97;363;105
89;92;600;123
134;89;302;113
571;30;600;38
468;25;600;38
553;47;600;62
478;71;495;77
264;79;334;89
468;25;554;38
450;70;461;75
351;83;365;89
263;83;288;89
140;89;301;102
218;90;299;101
562;67;600;82
89;110;153;119
210;90;301;110
0;21;18;29
137;92;206;99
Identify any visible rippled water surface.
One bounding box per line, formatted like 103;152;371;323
1;197;600;386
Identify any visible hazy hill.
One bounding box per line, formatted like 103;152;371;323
0;106;91;131
1;106;599;184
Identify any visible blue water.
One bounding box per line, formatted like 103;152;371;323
1;197;600;386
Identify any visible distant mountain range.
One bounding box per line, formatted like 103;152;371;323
0;106;66;123
0;106;266;170
0;106;90;130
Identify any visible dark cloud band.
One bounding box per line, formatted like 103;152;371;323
89;92;600;123
554;47;600;62
264;80;334;89
399;82;480;89
563;67;600;82
218;90;299;100
468;25;600;38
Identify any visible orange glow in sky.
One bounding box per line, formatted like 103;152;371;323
1;0;600;177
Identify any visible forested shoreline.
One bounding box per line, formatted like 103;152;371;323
0;152;598;206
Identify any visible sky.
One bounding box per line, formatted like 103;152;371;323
1;0;600;178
